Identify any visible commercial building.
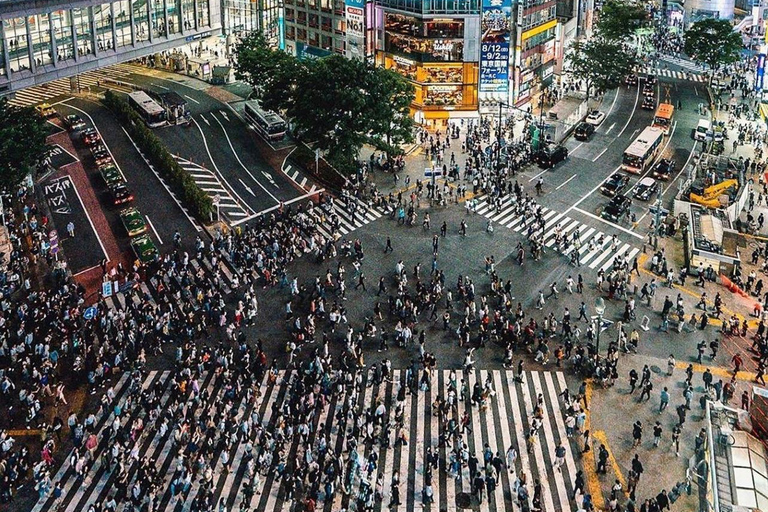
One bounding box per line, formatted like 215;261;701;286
0;0;281;96
283;0;350;58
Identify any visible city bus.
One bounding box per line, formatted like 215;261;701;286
621;126;664;174
243;100;287;141
651;103;675;135
127;91;167;128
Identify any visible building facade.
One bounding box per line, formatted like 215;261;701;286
283;0;349;57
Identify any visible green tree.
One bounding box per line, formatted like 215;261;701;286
235;36;417;174
234;33;306;113
0;98;48;193
595;0;648;41
684;18;742;78
363;67;415;157
567;39;636;102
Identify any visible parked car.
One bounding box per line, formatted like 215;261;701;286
81;128;100;146
586;110;606;126
120;207;148;237
131;235;159;265
651;159;675;181
642;95;656;110
574;122;596;141
533;144;568;168
99;165;124;188
35;103;57;118
601;172;630;197
91;148;112;167
63;114;86;131
107;182;134;206
633;177;660;201
602;194;632;222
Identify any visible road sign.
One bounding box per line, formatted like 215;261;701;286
102;280;113;298
83;306;98;320
591;315;614;333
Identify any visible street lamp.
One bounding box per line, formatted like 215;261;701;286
594;297;606;357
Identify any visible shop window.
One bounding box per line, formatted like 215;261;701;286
151;0;166;38
94;3;113;51
197;0;210;27
385;33;463;62
5;18;29;72
113;1;131;47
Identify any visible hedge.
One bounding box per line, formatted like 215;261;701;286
102;90;214;222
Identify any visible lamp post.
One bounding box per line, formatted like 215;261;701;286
594;297;606;357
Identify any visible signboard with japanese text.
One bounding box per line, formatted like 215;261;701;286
757;53;766;92
345;0;365;60
480;0;512;92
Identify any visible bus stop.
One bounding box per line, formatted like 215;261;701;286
158;91;191;125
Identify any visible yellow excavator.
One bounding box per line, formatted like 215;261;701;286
690;179;738;208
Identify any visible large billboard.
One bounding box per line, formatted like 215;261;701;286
346;0;365;60
480;0;512;93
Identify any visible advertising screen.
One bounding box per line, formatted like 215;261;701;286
480;0;512;92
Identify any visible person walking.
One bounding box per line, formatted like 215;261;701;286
66;221;75;238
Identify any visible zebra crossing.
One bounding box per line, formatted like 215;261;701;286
472;195;640;271
7;66;134;107
283;163;319;193
173;155;252;221
33;368;582;512
313;201;385;241
639;67;706;83
657;54;703;72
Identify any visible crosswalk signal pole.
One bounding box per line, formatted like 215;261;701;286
595;297;605;357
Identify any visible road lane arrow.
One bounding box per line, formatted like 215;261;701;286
238;178;256;197
199;114;210;126
220;110;230;121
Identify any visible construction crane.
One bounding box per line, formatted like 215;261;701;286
689;179;738;208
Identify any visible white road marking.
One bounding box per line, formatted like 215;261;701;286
145;215;164;244
591;148;608;162
556;174;577;190
605;122;616;134
573;206;644;239
184;94;200;104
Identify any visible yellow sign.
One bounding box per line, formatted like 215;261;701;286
521;19;557;41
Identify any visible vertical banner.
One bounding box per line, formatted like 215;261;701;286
757;53;766;92
480;0;512;93
346;0;365;60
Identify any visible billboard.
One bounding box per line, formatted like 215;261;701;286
480;0;512;93
757;53;766;92
346;0;365;60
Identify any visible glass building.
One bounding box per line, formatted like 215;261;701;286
0;0;279;95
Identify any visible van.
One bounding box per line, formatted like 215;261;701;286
694;119;711;142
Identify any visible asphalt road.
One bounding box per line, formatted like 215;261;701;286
114;73;303;218
55;98;202;254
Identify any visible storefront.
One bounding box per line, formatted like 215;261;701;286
377;11;479;126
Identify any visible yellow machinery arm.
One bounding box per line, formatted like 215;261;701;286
702;179;737;200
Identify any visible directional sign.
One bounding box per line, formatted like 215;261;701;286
102;280;113;298
591;315;614;333
83;306;98;320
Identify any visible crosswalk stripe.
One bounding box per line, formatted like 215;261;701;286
519;374;556;512
546;372;578;496
600;242;631;272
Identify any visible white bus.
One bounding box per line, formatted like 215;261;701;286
243;100;287;141
621;126;664;174
127;91;167;128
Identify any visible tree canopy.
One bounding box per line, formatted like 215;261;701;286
566;39;636;101
684;18;743;73
234;34;415;173
0;98;49;194
595;0;648;41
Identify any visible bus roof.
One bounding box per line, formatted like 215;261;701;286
244;100;285;125
128;91;165;115
624;126;664;157
655;103;674;119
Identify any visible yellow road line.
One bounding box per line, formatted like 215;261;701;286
5;429;42;436
593;430;627;490
675;360;757;382
583;380;606;510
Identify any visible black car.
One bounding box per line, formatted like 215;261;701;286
625;74;638;85
533;144;568;168
601;172;630;197
642;95;656;110
633;177;660;201
643;84;655;96
602;194;632;222
107;182;134;206
651;158;675;181
645;73;657;85
574;122;595;141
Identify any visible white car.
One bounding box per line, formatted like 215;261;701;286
586;110;606;126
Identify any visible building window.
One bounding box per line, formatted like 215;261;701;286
182;0;195;30
52;10;74;61
5;17;30;72
151;0;166;38
28;14;53;67
167;0;181;34
73;8;93;56
134;0;149;41
113;1;132;47
197;0;210;27
94;3;113;51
